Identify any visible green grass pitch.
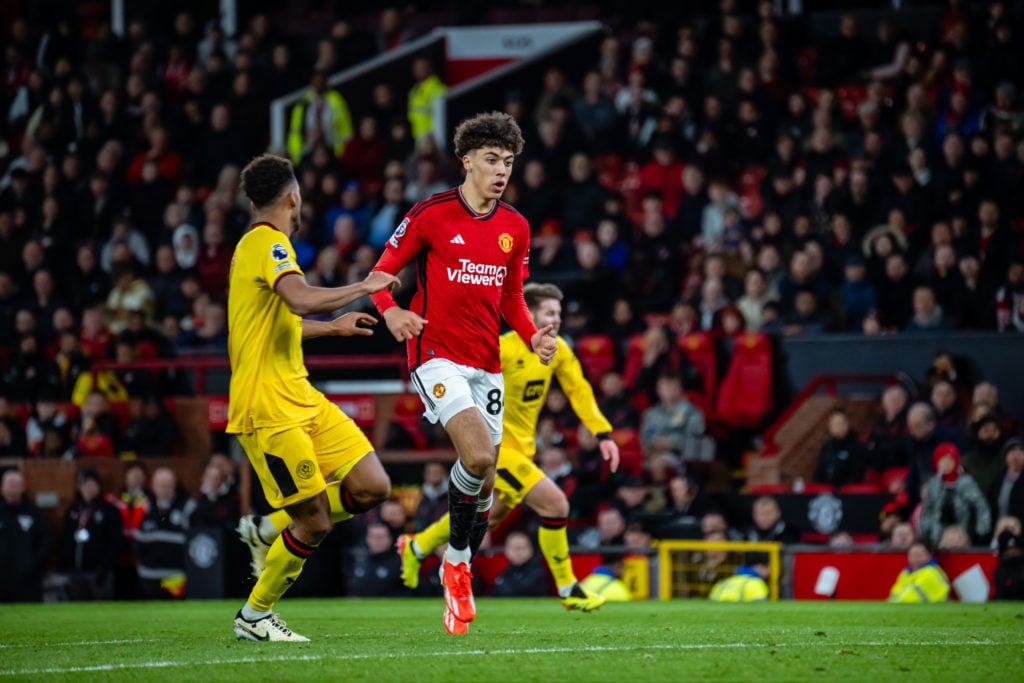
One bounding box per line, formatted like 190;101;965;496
1;599;1021;681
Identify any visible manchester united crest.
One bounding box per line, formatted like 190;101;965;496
498;233;514;253
433;383;446;399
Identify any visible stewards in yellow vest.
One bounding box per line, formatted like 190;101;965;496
288;70;353;163
407;58;446;141
709;566;770;602
888;540;950;603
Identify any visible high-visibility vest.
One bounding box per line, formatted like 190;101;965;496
288;89;353;163
407;75;446;141
888;562;950;603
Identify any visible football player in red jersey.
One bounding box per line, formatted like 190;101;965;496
371;111;556;634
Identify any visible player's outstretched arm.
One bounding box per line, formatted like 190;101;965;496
301;312;378;339
381;307;427;342
275;271;399;316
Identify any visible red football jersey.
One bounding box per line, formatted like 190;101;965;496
371;187;537;373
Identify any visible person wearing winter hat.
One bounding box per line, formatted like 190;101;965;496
919;442;991;545
963;412;1007;493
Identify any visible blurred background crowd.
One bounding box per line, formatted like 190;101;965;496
1;0;1024;602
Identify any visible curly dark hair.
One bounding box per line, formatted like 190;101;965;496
452;111;524;158
240;154;296;209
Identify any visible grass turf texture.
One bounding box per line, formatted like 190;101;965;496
0;599;1021;682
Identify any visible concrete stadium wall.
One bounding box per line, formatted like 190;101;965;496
779;333;1024;416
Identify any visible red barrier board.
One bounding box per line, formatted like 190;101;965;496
206;394;377;430
792;550;998;600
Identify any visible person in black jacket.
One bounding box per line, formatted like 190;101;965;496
136;467;190;599
0;469;52;602
490;531;550;598
814;408;868;489
987;437;1024;524
60;468;123;600
904;402;965;508
347;522;404;597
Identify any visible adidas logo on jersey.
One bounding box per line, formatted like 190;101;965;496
450;234;466;245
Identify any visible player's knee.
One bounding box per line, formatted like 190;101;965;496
536;493;569;519
294;514;332;545
463;449;496;476
361;479;391;508
549;494;570;519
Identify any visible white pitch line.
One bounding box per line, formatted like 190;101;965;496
0;640;1013;677
0;638;154;650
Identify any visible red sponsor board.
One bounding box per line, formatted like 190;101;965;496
791;550;998;600
206;394;377;430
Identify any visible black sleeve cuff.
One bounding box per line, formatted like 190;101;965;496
596;432;612;441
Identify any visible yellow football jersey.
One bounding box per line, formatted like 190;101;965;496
226;222;322;433
500;331;612;456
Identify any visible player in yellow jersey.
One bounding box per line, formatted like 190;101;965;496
228;154;400;642
398;283;620;611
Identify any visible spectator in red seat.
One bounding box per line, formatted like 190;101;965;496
79;306;112;360
919;443;991;545
127;126;182;187
73;389;119;457
638;136;685;219
814;408;868;489
639;373;705;458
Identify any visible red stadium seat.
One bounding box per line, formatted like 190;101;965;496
676;332;717;409
611;428;644;475
713;332;773;429
881;467;910;493
748;484;789;495
392;393;428;450
839;483;883;495
574;334;617;382
622;333;647;389
801;483;834;495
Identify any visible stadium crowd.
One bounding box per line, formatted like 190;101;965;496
2;0;1024;601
